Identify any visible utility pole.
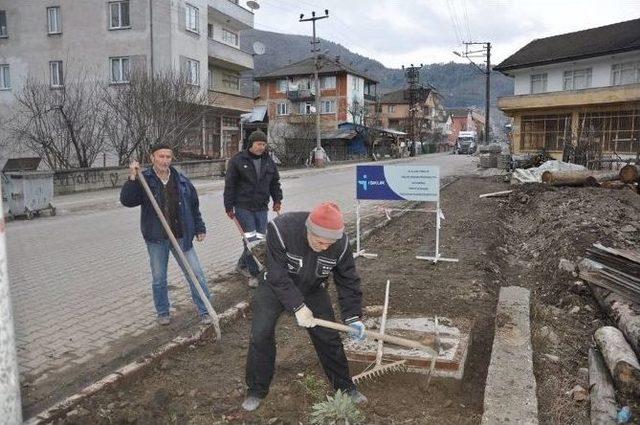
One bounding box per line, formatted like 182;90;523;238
0;185;22;424
300;9;329;167
402;64;427;156
454;42;491;145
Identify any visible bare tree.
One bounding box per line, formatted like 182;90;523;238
102;69;210;165
10;69;108;169
268;114;316;166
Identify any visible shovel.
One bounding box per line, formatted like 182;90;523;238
136;169;221;340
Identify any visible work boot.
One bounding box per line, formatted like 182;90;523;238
241;395;263;411
248;277;259;288
201;314;213;325
157;315;171;326
348;389;367;405
235;265;251;278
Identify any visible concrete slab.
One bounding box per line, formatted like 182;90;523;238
482;286;539;425
344;316;470;380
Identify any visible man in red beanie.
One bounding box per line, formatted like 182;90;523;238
242;202;367;411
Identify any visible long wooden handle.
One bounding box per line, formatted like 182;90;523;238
136;169;221;340
314;318;438;357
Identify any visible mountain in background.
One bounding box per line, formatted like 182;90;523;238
240;29;514;110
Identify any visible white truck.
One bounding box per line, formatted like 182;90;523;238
455;131;478;154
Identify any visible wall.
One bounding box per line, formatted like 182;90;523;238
511;50;640;95
53;159;225;195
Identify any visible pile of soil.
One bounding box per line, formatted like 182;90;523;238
53;177;506;425
493;184;640;424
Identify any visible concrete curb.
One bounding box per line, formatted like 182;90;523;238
481;286;539;425
25;301;250;425
24;175;460;424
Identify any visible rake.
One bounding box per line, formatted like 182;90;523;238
352;280;406;384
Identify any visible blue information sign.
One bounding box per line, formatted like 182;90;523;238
356;165;440;202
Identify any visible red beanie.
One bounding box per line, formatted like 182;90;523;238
305;202;344;240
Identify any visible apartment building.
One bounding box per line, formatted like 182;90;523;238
0;0;255;161
495;18;640;158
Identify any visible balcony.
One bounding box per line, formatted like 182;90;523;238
287;89;315;102
208;39;253;71
364;93;378;102
208;90;253;112
498;83;640;112
208;0;253;30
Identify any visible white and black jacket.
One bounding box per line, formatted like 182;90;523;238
265;212;363;321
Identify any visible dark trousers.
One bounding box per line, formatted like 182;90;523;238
245;283;356;398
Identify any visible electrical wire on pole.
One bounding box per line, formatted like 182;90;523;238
299;9;329;167
453;41;491;145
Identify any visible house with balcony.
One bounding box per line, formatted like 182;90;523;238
373;87;448;143
254;55;378;161
0;0;256;162
495;17;640;159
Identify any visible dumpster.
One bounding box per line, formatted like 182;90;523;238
1;158;56;220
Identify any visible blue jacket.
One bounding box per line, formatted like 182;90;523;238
120;167;205;251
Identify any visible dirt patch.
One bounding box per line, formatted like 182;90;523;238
50;176;506;424
493;183;640;425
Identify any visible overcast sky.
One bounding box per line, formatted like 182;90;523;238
250;0;640;69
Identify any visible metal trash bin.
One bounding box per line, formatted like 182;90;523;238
1;158;56;220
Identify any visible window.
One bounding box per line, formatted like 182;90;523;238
276;102;288;116
320;76;336;90
109;1;130;29
185;3;199;34
578;110;640;154
276;79;288;93
563;68;592;90
185;58;200;85
530;73;547;94
0;64;10;89
299;102;313;114
612;62;640;86
110;57;130;83
0;11;7;37
520;114;571;151
321;100;335;114
222;116;237;127
47;7;61;34
388;105;395;113
208;66;214;90
222;72;239;89
222;28;238;46
351;77;361;91
207;23;213;39
49;61;63;87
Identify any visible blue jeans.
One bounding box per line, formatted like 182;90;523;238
146;239;212;318
235;207;268;276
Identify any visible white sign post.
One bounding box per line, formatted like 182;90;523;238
355;165;458;263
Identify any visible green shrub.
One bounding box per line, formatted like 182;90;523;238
309;390;364;425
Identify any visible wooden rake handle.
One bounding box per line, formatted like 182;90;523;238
314;318;438;358
136;169;222;340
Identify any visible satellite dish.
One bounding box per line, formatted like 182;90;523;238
310;106;317;113
252;41;266;55
246;1;260;11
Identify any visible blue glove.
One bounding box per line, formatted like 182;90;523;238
346;319;366;342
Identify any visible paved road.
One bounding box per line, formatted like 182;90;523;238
6;154;475;382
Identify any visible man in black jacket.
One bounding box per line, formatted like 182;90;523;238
224;130;283;287
242;202;367;411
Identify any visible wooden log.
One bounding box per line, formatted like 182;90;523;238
541;170;592;186
590;286;640;356
599;180;627;190
593;326;640;396
585;171;620;187
619;164;639;183
589;347;618;425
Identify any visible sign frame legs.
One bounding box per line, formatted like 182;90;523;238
353;200;378;259
415;200;459;264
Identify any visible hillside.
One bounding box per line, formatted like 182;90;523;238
240;29;514;109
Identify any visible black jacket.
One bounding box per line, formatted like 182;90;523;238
120;167;205;251
265;212;362;321
223;150;282;212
